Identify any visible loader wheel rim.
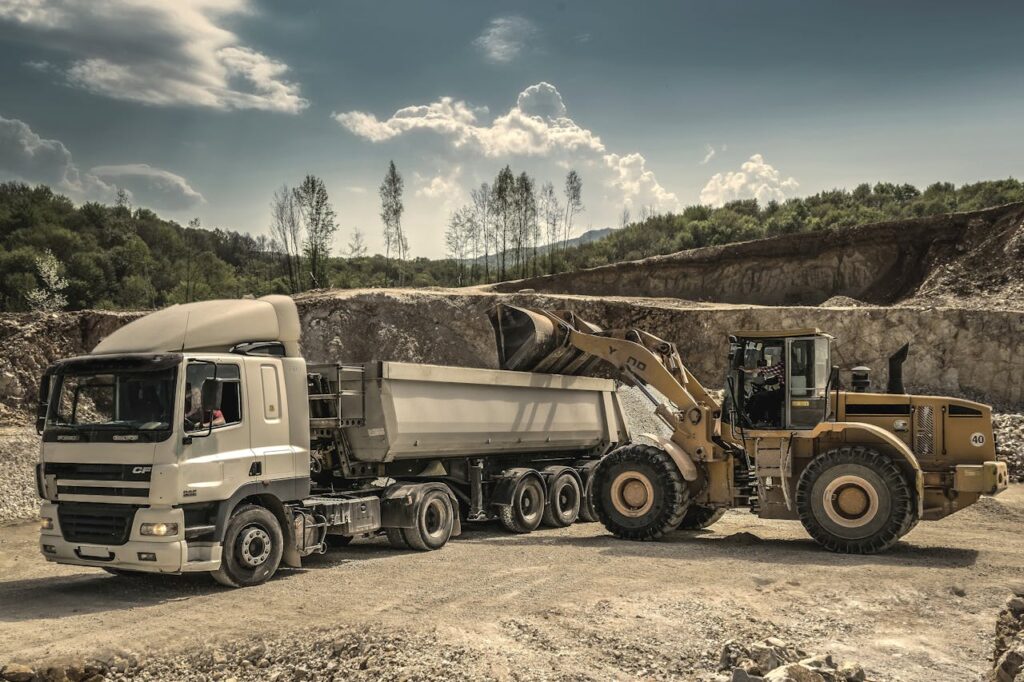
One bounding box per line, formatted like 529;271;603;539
239;526;272;568
610;471;655;518
822;475;878;528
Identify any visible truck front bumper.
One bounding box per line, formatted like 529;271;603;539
38;502;222;574
954;461;1009;496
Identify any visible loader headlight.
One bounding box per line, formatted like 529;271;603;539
40;517;54;531
140;522;178;537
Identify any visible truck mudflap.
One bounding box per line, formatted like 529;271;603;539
380;482;462;536
954;461;1009;495
491;467;544;509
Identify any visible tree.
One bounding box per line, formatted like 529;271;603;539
379;161;407;284
26;249;69;312
470;183;491;283
294;175;337;290
539;181;561;274
513;172;537;278
492;166;515;281
347;227;368;258
445;206;473;286
269;184;303;292
619;205;631;230
563;169;583;252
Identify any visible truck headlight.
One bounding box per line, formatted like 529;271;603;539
140;522;178;537
40;517;54;531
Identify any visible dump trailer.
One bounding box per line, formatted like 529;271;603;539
491;304;1010;554
36;297;627;586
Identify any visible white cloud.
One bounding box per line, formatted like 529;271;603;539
701;144;716;165
473;16;537;63
333;82;678;215
699;154;799;207
0;0;308;113
343;185;367;194
0;115;203;210
91;164;205;210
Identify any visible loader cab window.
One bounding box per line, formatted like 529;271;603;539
786;337;831;430
732;339;786;429
184;362;242;432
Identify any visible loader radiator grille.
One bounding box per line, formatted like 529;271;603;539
915;406;934;456
57;503;137;545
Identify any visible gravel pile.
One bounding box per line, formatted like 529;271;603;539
0;428;39;523
1;627;483;682
715;638;868;682
992;588;1024;682
994;413;1024;482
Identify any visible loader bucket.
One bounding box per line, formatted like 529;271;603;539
489;304;604;376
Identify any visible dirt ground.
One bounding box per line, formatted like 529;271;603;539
2;487;1022;681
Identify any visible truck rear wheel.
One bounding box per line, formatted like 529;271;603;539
385;528;408;549
498;475;546;533
677;505;726;530
212;504;284;588
401;488;455;551
796;446;915;554
575;462;600;523
542;469;582;528
593;444;689;541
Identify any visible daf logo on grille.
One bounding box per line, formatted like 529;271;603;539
132;466;152;474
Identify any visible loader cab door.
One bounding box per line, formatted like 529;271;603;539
730;338;786;429
785;336;831;430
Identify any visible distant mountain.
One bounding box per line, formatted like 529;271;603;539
469;227;616;266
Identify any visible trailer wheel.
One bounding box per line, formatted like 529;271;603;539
498;475;546;533
796;446;916;554
212;504;283;588
593;444;689;541
385;528;409;549
575;462;600;523
401;488;455;551
677;505;727;530
542;469;582;528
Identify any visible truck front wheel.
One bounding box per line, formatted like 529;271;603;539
593;444;689;541
212;504;284;587
796;446;915;554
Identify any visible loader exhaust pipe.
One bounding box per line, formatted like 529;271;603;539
887;342;910;395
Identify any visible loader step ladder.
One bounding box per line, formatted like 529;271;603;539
307;363;366;430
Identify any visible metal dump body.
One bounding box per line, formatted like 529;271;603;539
311;361;628;463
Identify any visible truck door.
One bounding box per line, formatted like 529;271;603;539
182;360;256;491
243;357;293;481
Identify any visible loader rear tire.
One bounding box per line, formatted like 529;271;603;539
677;505;727;531
593;444;690;541
796;446;915;554
498;475;546;533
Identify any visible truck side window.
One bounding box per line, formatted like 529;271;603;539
184;363;243;431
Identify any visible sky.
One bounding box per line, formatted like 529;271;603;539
1;0;1023;258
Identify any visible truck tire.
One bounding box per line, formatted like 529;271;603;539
593;444;689;541
796;446;916;554
385;528;409;549
498;475;546;533
212;504;284;588
677;505;726;530
575;462;600;523
401;488;455;551
542;469;582;528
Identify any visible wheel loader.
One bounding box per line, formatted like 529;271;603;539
490;304;1010;553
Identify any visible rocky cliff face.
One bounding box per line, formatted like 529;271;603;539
492;203;1024;308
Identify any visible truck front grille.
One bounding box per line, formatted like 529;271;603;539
45;462;152;482
57;485;149;498
57;503;137;545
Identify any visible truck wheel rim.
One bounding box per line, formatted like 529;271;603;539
557;481;578;516
424;498;449;539
610;471;654;518
239;526;272;567
822;475;879;528
519;484;541;521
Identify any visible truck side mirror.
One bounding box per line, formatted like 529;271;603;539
201;378;223;413
36;373;51;435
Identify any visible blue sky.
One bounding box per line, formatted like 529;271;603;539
1;1;1022;257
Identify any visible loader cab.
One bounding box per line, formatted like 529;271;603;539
726;329;833;431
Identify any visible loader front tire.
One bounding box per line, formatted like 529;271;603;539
796;446;915;554
677;505;727;531
593;444;689;541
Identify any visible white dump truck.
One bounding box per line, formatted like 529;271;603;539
35;296;628;586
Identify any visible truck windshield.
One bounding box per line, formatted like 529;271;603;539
48;368;176;431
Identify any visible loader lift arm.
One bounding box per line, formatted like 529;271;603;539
489;304;725;465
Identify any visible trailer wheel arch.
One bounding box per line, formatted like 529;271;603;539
381;482;462;537
491;467;545;509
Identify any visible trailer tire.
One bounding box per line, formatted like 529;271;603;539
401;488;455;551
542;469;582;528
593;444;689;541
385;528;408;549
212;504;283;588
575;462;600;523
498;475;546;533
677;505;727;530
796;446;916;554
